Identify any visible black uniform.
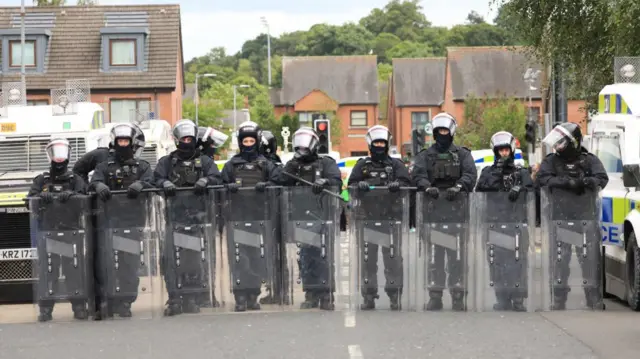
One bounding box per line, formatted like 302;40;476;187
412;144;477;310
348;156;411;309
536;147;608;309
281;155;342;309
476;158;533;311
29;170;88;321
154;151;222;315
90;155;154;317
72;147;111;182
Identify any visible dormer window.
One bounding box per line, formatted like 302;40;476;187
109;39;136;66
9;40;36;68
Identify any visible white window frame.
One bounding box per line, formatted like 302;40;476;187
350;110;367;127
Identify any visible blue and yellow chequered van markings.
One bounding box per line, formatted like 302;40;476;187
92;111;104;129
602;196;637;224
474;152;523;164
598;93;633;115
337;159;359;168
615;94;622;113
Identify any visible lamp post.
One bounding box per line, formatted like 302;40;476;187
233;84;250;132
524;68;541;164
195;73;216;126
261;16;271;87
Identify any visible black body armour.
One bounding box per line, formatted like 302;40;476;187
429;149;461;189
361;160;394;186
169;156;202;187
41;172;74;193
500;166;523;191
232;160;267;187
292;160;323;185
553;154;591;179
105;160;140;190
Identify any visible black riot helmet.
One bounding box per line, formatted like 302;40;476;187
431;112;457;152
543;122;583;159
366;125;391;162
197;126;228;158
110;123;137;161
131;123;146;159
260;130;278;156
46;137;71;175
237;121;262;160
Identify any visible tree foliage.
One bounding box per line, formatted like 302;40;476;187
456;95;527;151
492;0;640;112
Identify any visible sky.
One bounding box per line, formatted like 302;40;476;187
5;0;498;61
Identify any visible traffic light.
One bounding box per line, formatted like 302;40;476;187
524;121;536;144
314;119;330;154
412;128;425;156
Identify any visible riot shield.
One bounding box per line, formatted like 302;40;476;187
540;188;603;310
348;187;417;311
30;195;94;323
162;189;216;316
95;191;161;319
281;186;343;311
472;192;536;312
217;187;278;312
416;192;472;311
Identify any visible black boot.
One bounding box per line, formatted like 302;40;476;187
72;303;88;320
319;292;334;311
584;288;605;310
552;295;566;310
425;291;443;311
451;291;466;311
360;293;378;310
234;294;247;312
511;297;526;312
164;299;182;316
247;294;261;310
493;292;512;311
38;306;53;322
183;297;200;313
117;301;133;317
300;291;318;309
388;291;401;311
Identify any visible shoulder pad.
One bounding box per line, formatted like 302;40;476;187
356;158;367;163
418;148;428;154
461;146;471;152
545;153;554;158
322;156;336;163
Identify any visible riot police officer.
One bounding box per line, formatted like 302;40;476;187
475;131;533;311
197;126;228;158
221;121;281;311
348;125;411;310
260;130;282;165
28;138;88;322
280;127;342;310
537;122;608;309
154;119;223;316
73;125;145;182
90;123;154;318
411;112;477;311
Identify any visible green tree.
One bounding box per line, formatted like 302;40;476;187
360;0;431;40
76;0;97;4
373;33;401;63
446;23;509;47
386;41;433;58
182;99;224;128
466;11;485;25
34;0;65;5
276;113;300;152
456;95;527;152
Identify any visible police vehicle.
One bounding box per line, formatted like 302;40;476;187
588;62;640;310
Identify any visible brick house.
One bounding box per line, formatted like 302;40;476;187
0;5;184;124
270;56;379;157
387;47;587;156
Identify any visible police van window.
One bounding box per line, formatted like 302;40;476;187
593;134;623;173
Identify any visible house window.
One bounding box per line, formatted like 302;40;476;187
27;100;49;106
110;39;136;66
297;112;312;126
411;111;430;130
109;99;150;123
9;40;36;67
350;111;367;127
350;151;368;157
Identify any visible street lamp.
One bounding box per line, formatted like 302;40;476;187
195;73;216;126
233;84;250;132
524;68;541;163
261;16;271;87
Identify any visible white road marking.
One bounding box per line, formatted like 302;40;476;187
348;344;363;358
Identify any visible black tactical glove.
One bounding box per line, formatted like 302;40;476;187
162;181;176;197
127;181;144;199
426;187;439;199
388;181;400;193
446;185;462;201
416;180;430;192
227;183;240;193
40;191;54;204
194;178;208;195
255;182;268;192
508;185;521;202
583;177;599;190
312;178;328;194
95;182;112;201
357;181;370;192
57;190;74;203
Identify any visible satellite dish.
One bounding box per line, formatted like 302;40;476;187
621;64;636;78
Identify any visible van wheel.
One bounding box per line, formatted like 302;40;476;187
625;232;640;311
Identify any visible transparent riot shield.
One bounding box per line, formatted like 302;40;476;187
217;187;278;312
540;188;603;310
416;192;472;311
30;195;94;323
161;189;216;316
95;191;161;319
472;192;536;312
348;187;416;311
281;186;343;311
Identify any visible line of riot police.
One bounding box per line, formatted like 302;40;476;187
24;113;607;323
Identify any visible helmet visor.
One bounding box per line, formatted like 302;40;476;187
173;122;197;140
490;132;514;150
293;131;318;150
365;126;391;145
543;126;576;151
46;142;70;163
208;128;228;147
432;116;456;135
